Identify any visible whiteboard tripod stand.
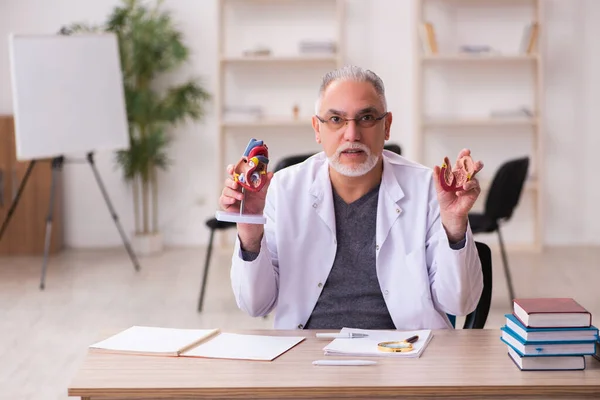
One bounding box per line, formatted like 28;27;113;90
7;32;139;289
0;152;140;290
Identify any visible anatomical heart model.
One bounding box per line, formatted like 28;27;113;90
439;155;476;192
233;139;270;192
215;138;270;225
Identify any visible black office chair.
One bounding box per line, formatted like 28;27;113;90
468;157;530;304
462;241;493;329
272;153;315;171
198;143;402;311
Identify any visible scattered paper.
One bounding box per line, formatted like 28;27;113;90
183;333;305;361
89;326;220;356
323;328;433;358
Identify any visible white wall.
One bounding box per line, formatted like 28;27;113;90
0;0;597;249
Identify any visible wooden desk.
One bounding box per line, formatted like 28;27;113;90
68;329;600;400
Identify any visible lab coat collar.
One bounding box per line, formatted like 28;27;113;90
308;152;406;236
308;157;336;236
380;153;406;205
377;154;406;253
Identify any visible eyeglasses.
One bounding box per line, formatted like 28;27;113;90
315;112;389;130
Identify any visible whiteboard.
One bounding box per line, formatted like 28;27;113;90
8;33;130;161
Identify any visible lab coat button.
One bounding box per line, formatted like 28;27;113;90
376;244;380;250
312;203;317;208
298;324;304;329
318;282;323;288
384;290;389;295
396;208;400;213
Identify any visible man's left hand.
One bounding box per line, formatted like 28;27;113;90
432;148;484;243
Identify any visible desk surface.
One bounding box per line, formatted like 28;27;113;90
68;329;600;399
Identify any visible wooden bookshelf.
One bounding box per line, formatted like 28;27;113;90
423;117;538;128
220;55;339;64
222;118;314;129
414;0;544;252
215;0;345;244
421;54;539;63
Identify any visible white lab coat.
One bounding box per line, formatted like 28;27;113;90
230;150;483;330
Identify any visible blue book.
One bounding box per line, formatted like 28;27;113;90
507;346;586;371
501;326;597;356
505;314;599;342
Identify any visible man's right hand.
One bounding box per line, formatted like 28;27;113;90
219;164;274;252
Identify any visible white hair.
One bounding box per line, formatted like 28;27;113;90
314;65;387;115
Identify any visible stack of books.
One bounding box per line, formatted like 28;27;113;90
298;40;336;55
501;298;598;371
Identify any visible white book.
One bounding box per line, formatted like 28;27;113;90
322;328;433;358
89;326;220;356
183;333;305;361
89;326;305;361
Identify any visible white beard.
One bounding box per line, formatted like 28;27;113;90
327;143;379;177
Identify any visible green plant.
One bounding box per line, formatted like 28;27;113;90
69;0;211;236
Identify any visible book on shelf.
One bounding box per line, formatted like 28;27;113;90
520;22;539;54
513;298;592;328
418;22;438;55
298;39;336;55
489;107;533;119
89;326;305;361
504;314;599;343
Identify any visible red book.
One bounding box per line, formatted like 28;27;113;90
513;298;592;328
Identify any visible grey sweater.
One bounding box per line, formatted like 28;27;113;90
304;184;395;329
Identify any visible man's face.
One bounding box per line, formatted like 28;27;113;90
312;80;392;177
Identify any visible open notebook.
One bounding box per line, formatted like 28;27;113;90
323;328;433;358
89;326;305;361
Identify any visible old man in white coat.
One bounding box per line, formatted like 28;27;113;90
220;65;484;331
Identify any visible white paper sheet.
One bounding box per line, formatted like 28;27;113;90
323;328;433;358
182;333;305;361
89;326;220;355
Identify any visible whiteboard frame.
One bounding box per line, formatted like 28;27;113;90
8;33;130;161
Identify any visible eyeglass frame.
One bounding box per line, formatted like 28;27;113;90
314;111;389;130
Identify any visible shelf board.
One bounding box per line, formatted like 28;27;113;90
220;0;338;2
421;54;538;63
423;117;537;128
222;118;313;128
221;55;338;64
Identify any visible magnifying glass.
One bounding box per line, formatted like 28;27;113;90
377;341;413;352
377;335;419;353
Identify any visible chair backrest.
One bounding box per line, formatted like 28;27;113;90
273;153;314;172
272;143;402;173
462;241;493;329
484;157;529;222
384;143;402;155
